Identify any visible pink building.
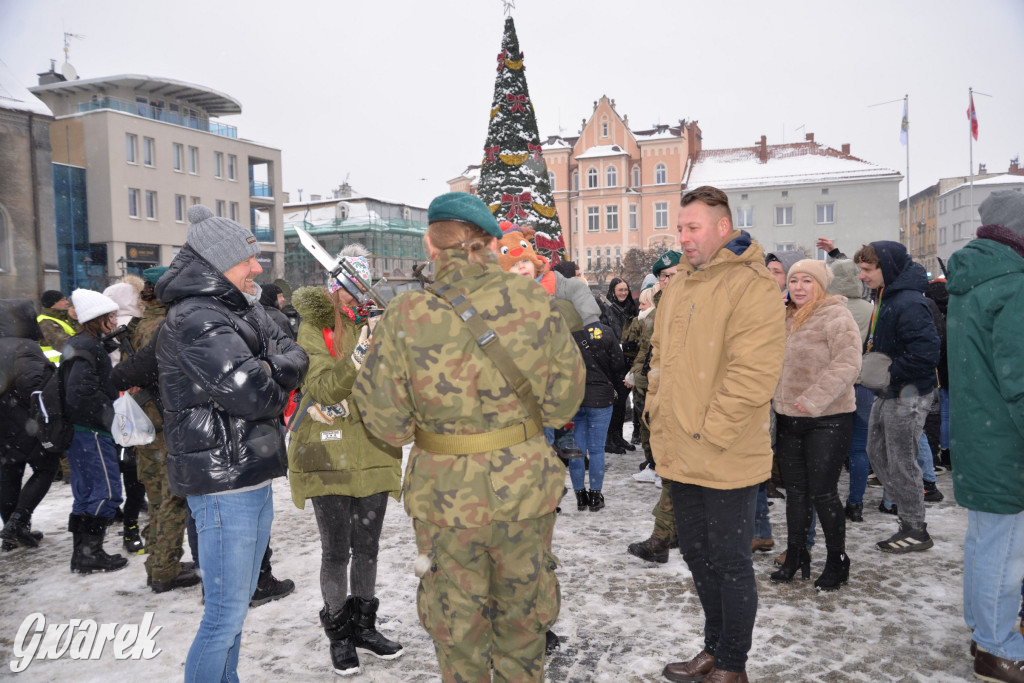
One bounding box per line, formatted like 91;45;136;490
449;95;701;278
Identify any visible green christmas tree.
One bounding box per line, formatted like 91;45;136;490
476;15;566;263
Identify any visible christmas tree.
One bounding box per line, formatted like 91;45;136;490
477;15;566;263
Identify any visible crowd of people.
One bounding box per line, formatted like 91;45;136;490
1;187;1022;683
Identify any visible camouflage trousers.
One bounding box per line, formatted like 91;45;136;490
652;483;676;542
136;438;189;582
413;513;560;683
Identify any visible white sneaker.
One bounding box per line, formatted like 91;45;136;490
632;466;658;483
654;475;662;488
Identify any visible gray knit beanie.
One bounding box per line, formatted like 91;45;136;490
979;191;1024;236
186;205;260;272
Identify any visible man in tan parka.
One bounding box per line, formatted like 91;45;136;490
651;186;785;683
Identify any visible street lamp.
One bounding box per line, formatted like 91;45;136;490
116;256;127;276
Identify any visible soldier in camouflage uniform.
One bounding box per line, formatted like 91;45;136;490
352;192;585;683
114;267;199;592
626;254;681;564
37;290;77;363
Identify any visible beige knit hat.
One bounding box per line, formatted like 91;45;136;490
787;259;833;292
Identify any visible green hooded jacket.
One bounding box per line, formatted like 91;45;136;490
286;286;402;509
947;237;1024;514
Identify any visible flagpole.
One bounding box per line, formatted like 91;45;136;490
969;87;974;230
905;94;910;245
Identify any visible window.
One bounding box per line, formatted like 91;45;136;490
775;206;793;226
230;202;239;221
128;188;140;217
629;205;638;231
190;196;201;206
126;134;137;163
548;172;555;191
632;166;640;188
606;206;619;232
816;203;835;224
173;143;183;172
601;118;609;138
822;188;830;195
775;242;795;252
143;137;155;167
587;206;600;232
214;152;224;178
145;191;157;219
587;168;598;189
781;190;789;198
586;248;593;271
216;200;226;217
939;227;947;244
606;166;617;187
573;208;579;233
655;202;668;229
188;146;199;174
174;194;186;222
736;207;753;228
615;246;621;267
573;171;579;192
741;193;748;200
655;164;667;185
228;155;237;180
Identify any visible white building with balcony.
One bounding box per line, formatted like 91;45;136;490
936;174;1024;267
29;66;284;290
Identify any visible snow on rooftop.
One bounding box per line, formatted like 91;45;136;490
576;144;631;160
633;128;680;141
541;137;573;150
939;173;1024;197
0;58;52;117
688;144;901;190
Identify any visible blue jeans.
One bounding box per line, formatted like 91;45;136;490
671;482;758;673
964;509;1024;660
917;432;936;484
569;405;613;491
847;385;874;505
939;388;950;450
67;430;123;518
185;485;274;683
754;483;772;540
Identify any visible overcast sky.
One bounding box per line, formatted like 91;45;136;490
2;0;1021;209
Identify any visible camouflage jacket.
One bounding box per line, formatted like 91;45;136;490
287;286;401;509
37;307;77;354
129;300;167;429
352;248;586;528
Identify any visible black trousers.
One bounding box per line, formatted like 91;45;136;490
312;492;389;610
1;457;58;522
118;449;147;523
776;412;854;554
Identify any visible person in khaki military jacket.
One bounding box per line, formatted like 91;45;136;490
353;192;585;683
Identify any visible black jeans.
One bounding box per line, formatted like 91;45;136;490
776;413;853;554
670;481;758;673
1;458;58;521
312;492;389;611
118;450;147;523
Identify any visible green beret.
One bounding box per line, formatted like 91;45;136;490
428;192;501;238
652;250;681;276
143;266;169;285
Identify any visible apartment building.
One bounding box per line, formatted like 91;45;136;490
30;67;283;292
936;173;1024;267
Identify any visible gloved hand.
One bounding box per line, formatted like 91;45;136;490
351;326;371;369
308;400;350;424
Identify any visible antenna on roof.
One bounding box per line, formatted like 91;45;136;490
62;31;84;80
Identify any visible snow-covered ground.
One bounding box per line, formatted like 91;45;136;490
0;435;975;682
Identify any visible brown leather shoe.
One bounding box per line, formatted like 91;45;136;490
663;650;715;682
751;538;774;553
704;669;749;683
974;648;1024;682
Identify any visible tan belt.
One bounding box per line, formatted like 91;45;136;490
414;420;540;455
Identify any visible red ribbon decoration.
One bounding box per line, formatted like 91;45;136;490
496;50;507;71
528;143;543;161
484;145;499;164
506;93;528;113
501;191;532;220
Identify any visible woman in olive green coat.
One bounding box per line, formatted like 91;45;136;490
287;245;403;676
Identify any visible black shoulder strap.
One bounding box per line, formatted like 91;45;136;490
425;280;544;434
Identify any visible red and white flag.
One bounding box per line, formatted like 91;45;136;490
967;93;979;141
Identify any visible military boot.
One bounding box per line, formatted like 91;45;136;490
320;602;359;676
70;514;128;574
351;596;403;659
123;518;145;555
627;534;672;564
0;509;39;548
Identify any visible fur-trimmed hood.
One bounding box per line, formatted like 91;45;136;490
292;286;335;330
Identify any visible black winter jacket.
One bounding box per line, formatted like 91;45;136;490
156;245;308;496
262;304;295;341
866;241;941;397
573;322;625;409
62;333;119;435
0;299;53;463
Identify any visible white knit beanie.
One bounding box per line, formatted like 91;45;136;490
71;289;119;324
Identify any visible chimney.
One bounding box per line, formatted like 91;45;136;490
841;143;851;155
1010;157;1021;175
805;132;814;142
978;163;987;175
758;135;767;163
36;59;66;86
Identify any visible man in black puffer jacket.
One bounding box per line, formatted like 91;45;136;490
0;299;57;550
156;205;308;681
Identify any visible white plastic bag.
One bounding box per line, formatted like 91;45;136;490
111;393;156;447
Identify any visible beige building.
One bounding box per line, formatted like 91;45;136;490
29;67;283;289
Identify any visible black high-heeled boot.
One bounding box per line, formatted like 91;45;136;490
769;545;811;583
813;550;850;591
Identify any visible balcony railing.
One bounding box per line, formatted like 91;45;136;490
250;181;273;198
252;226;275;243
76;97;237;138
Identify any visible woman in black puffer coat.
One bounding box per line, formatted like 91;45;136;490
0;299;57;550
604;278;638;452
